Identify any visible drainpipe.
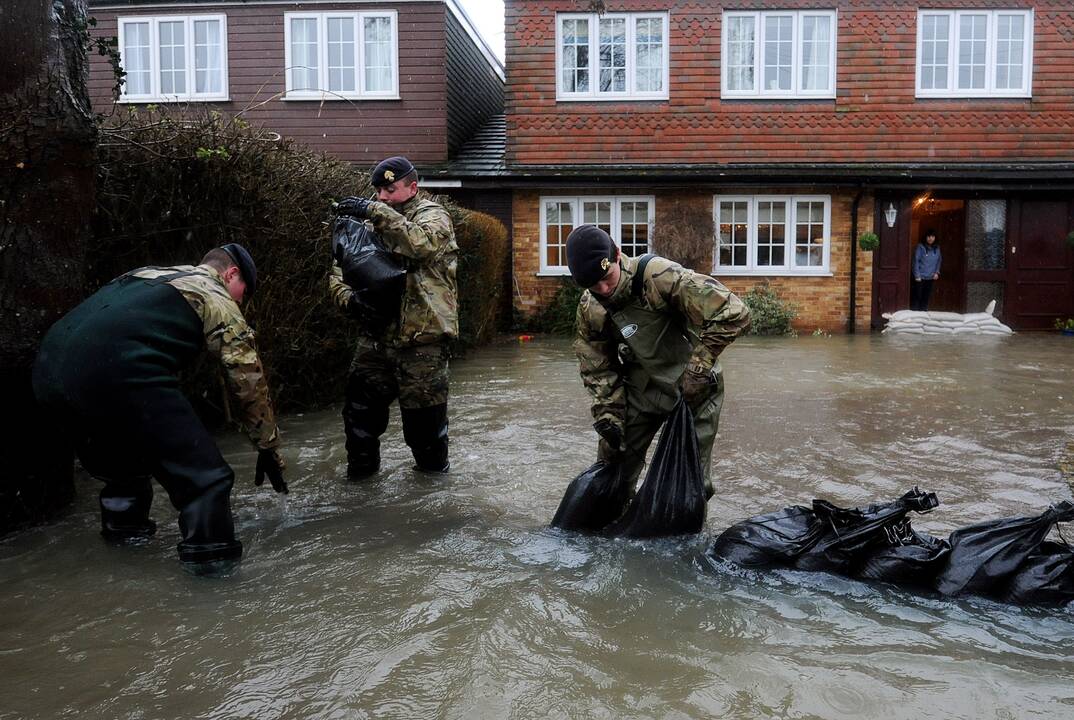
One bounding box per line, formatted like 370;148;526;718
848;187;865;334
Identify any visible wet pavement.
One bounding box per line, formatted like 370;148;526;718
2;333;1073;719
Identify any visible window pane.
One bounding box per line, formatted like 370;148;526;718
718;201;749;267
598;18;626;92
763;15;793;91
756;201;786;266
800;16;830;91
291;18;319;90
966;199;1006;271
920;15;950;90
795;201;825;267
995;14;1024;90
364;16;393;92
122;22;152;95
619;201;649;257
634;17;664;92
158;21;186;95
957;14;987;90
193;20;222;94
726;16;755;91
561;18;590;92
545;202;574;267
326;17;355;92
582;201;612;235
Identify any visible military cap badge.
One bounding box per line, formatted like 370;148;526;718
384;170;395;182
600;257;611;271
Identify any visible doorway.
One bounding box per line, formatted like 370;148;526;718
910;197;964;313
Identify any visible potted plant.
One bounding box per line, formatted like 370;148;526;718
858;231;879;252
1055;317;1074;336
1066;230;1074;248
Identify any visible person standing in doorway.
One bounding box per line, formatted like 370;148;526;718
911;229;942;311
330;157;459;479
567;224;750;505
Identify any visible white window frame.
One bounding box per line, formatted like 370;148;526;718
721;10;838;99
555;12;670;101
915;9;1033;98
283;10;399;100
713;195;832;276
117;15;229;102
538;195;655;275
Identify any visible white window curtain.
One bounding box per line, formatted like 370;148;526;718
194;20;222;94
363;15;393;92
800;15;831;92
158;21;186;95
123;22;152;96
726;16;755;92
290;18;319;91
634;17;663;93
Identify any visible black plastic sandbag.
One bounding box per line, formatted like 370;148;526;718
707;505;825;567
550;461;631;533
1002;541;1074;606
794;489;939;575
333;216;406;326
605;398;706;538
935;501;1074;597
856;522;951;588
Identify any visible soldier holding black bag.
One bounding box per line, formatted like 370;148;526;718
328;157;459;480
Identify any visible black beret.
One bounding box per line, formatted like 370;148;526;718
566;225;617;288
371;156;416;187
221;243;257;297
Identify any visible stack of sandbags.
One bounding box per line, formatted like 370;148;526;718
882;300;1013;335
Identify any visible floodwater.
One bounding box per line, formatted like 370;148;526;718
2;334;1073;720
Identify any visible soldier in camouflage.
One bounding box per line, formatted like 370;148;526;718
32;244;287;571
567;225;750;507
330;156;459;478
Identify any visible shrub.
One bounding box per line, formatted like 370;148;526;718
91;107;506;413
523;279;585;336
742;282;798;336
652;201;715;272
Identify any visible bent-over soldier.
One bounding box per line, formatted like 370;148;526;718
330;156;458;478
568;224;750;502
33;244;287;571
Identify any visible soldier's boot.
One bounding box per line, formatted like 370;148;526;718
99;475;157;542
174;466;243;571
401;404;449;473
343;390;389;481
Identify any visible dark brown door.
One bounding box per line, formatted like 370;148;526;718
1009;199;1074;329
915;207;964;312
871;197;911;328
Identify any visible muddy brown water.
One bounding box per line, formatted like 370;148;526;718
2;334;1073;719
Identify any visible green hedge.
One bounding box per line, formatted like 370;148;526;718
91;107;507;413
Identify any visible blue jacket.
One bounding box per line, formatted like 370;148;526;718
914;243;942;280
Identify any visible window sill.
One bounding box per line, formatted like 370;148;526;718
720;93;836;101
536;270;571;278
119;96;230;104
914;92;1032;100
282;94;401;101
555;95;669;103
714;269;834;278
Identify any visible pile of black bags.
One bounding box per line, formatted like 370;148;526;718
551;399;706;538
708;494;1074;606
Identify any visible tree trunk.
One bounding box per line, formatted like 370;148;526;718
0;0;96;533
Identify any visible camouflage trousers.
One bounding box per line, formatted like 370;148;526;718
347;337;450;408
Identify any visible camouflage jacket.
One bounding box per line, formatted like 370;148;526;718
131;265;280;450
573;254;751;429
328;194;458;347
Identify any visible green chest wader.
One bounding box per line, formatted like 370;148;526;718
603;255;697;416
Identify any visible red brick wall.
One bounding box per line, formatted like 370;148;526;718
513;188;874;334
88;2;451;165
506;0;1074;164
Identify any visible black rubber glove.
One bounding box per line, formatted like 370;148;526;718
334;196;373;220
680;367;715;412
593;418;623;458
254;448;288;494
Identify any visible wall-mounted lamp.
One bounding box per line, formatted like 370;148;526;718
884;202;897;228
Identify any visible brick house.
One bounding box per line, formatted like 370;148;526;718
433;0;1074;332
86;0;504;170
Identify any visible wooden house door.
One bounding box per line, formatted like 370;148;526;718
1009;199;1074;329
871;197;911;328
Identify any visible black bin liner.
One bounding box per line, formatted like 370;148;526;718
856;523;951;588
550;461;631;533
935;500;1074;598
333;216;406;327
707;505;825;567
1002;541;1074;606
795;489;939;575
605;398;706;539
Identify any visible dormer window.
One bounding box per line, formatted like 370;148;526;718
556;12;669;101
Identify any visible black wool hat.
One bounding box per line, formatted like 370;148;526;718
566;225;617;288
221;243;257;297
371;156;416;187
